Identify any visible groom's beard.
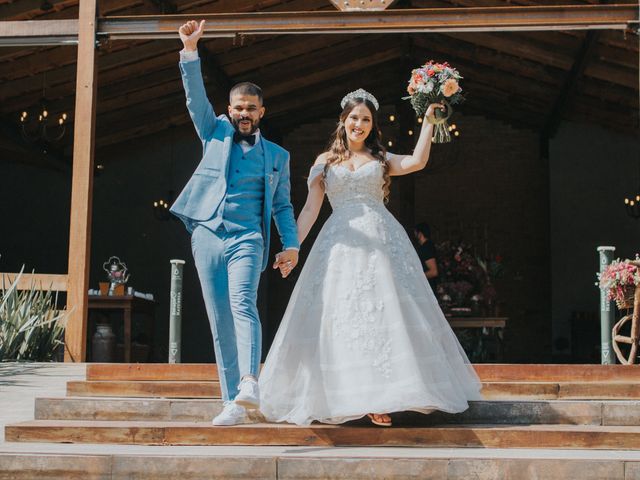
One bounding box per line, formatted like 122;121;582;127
231;117;260;135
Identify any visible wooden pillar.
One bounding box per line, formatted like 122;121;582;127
64;0;98;362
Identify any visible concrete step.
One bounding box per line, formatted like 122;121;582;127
2;448;639;480
86;363;640;382
6;420;640;449
1;448;640;480
66;379;640;400
33;397;640;426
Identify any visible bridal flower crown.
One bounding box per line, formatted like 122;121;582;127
340;88;379;111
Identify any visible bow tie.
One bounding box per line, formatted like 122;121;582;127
233;132;256;146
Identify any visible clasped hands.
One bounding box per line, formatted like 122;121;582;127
273;250;299;278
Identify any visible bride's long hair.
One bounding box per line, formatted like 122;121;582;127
323;98;391;202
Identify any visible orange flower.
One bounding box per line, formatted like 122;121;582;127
442;78;459;97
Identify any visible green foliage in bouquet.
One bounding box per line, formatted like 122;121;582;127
0;268;67;361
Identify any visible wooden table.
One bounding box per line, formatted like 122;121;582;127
446;316;507;362
88;295;156;362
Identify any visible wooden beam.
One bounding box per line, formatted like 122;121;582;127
0;4;637;45
0;41;147;103
239;40;403;97
0;20;78;46
266;60;401;120
219;34;349;76
541;30;600;147
440;31;638;90
441;31;574;70
0;0;76;21
0;48;77;88
96;110;187;147
94;36;401;135
65;0;98;363
593;42;640;69
1;273;69;292
412;34;566;87
145;0;178;14
330;0;399;11
100;6;640;39
198;44;232;94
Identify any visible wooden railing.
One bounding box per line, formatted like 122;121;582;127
0;273;69;292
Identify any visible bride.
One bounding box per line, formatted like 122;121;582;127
260;88;482;427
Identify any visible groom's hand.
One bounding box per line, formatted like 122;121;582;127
179;20;205;52
273;250;299;278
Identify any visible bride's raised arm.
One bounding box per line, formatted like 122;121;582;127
386;102;444;176
296;154;328;245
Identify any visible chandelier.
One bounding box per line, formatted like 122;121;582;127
153;126;177;221
624;192;640;219
153;191;175;221
624;162;640;220
19;73;68;144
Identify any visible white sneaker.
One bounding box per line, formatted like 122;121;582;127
212;402;247;426
235;377;260;409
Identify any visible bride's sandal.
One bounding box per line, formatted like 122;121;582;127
367;413;392;427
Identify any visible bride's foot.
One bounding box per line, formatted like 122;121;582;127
367;413;392;427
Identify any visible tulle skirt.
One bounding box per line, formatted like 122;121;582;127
259;201;482;425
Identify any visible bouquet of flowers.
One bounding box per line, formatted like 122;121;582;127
597;257;640;309
436;240;485;306
404;60;463;143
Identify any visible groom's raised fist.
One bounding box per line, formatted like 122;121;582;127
179;20;205;52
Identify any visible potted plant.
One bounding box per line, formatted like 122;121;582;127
0;268;68;361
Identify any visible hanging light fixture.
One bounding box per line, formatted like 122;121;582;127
153;195;174;221
153;126;177;221
624;195;640;219
624;160;640;219
19;72;68;145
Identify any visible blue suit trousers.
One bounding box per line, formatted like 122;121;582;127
191;225;263;402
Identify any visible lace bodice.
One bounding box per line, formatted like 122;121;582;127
308;161;385;209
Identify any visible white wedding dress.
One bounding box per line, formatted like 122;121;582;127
259;159;482;425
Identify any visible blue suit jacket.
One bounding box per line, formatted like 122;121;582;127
170;59;299;271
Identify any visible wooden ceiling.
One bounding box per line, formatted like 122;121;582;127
0;0;638;167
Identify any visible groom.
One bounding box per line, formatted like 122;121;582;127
171;20;299;425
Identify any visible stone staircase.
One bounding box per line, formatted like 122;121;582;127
4;363;640;479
